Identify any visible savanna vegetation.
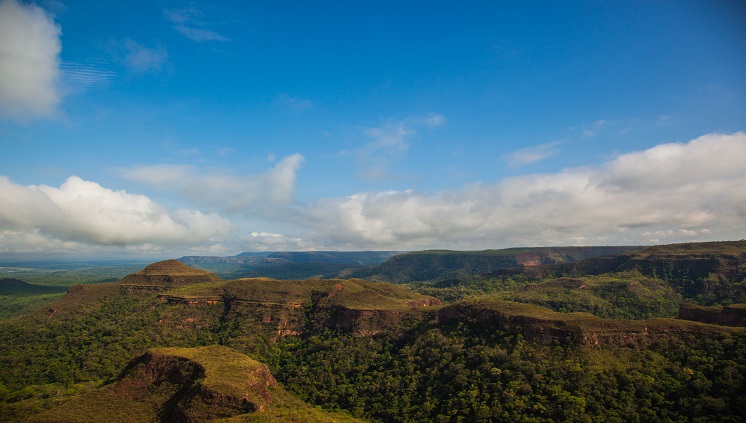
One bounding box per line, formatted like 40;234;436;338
0;241;745;422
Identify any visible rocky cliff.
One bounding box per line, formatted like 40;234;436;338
436;298;745;347
678;303;746;327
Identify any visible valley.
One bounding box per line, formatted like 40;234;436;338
0;241;745;422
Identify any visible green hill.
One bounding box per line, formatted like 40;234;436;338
341;246;642;283
0;279;68;321
493;273;682;319
508;240;746;305
27;346;363;423
0;279;67;296
178;251;401;280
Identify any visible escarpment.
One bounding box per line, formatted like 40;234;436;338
678;303;746;327
436;298;745;347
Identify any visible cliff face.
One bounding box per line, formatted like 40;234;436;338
435;298;744;347
123;346;280;420
678;303;746;327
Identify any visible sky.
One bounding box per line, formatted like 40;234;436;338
1;0;745;258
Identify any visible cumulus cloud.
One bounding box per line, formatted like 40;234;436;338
0;0;61;120
0;175;231;252
119;153;305;214
505;141;561;167
301;132;746;249
356;114;445;180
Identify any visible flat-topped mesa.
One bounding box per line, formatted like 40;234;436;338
118;259;220;287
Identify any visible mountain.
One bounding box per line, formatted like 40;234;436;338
265;251;402;265
498;240;746;305
178;251;401;280
342;246;643;283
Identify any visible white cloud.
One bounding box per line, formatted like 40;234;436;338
0;0;61;121
123;39;168;74
0;175;231;252
173;25;229;42
164;7;229;42
301;132;746;249
356;114;445;180
583;119;611;137
505;141;561;167
119;153;305;214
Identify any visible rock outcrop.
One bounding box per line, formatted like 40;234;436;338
436;298;745;347
678;303;746;327
28;346;278;422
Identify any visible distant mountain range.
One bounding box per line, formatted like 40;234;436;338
179;246;641;282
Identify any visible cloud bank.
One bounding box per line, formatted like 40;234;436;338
2;133;744;255
301;132;746;249
0;0;61;120
0;176;231;253
120;153;305;215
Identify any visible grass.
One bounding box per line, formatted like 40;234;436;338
149;346;268;399
629;240;746;257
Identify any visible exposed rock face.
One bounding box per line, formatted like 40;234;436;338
518;241;746;297
118;259;220;287
120;347;278;421
436;298;744;347
678;303;746;327
320;306;426;335
26;346;279;423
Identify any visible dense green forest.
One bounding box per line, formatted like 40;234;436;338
0;242;745;422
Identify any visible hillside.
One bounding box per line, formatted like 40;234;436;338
178;251;401;280
0;279;67;296
27;346;363;423
2;247;746;422
502;240;746;305
0;278;68;320
344;246;642;283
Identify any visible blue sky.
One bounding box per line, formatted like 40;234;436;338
1;0;745;257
